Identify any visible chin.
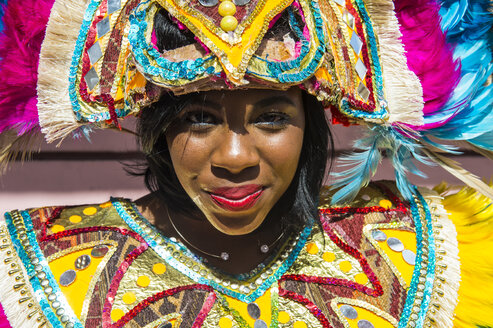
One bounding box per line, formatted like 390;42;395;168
205;211;268;235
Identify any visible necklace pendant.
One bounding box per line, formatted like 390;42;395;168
220;252;230;261
260;244;269;254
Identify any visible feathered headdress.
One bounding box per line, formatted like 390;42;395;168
0;0;491;203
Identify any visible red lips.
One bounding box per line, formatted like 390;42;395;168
209;184;264;211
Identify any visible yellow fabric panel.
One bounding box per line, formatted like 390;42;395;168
337;304;395;328
224;288;272;326
376;229;417;286
438;185;493;328
49;247;107;318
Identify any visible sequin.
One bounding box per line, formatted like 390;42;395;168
233;0;250;4
247;302;261;319
340;304;358;319
153;263;167;274
254;319;268;328
387;237;405;252
198;0;218;7
59;269;77;286
74;254;91;270
69;215;82;224
136;275;150;287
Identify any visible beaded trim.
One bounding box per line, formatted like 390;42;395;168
4;211;83;328
112;198;313;303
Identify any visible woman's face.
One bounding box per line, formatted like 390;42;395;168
166;89;305;235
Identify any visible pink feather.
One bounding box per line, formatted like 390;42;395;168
0;0;56;135
395;0;460;118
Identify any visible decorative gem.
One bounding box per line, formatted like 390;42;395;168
371;229;387;241
254;320;268;328
233;0;250;4
107;0;121;14
247;302;261;319
218;1;236;16
355;59;368;80
342;10;355;29
220;252;230;261
91;245;109;258
97;16;111;37
59;269;77;287
358;319;375;328
220;16;238;32
83;207;97;216
84;68;99;91
198;0;219;7
340;304;358;319
74;254;91;270
402;249;416;265
260;244;269;253
387;237;405;252
357;82;370;101
136;275;151;287
361;194;371;201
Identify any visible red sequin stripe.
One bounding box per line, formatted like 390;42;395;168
41;226;145;243
112;285;214;328
280;274;380;296
345;0;375;109
192;291;217;328
278;287;333;328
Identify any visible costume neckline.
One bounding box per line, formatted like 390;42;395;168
112;197;313;302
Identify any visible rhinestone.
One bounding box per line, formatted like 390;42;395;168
84;68;99;91
96;17;110;37
61;316;70;323
255;278;263;285
44;287;53;294
247;303;261;319
31;258;39;264
371;229;387;242
37;272;46;279
230;283;239;289
350;32;363;54
240;285;250;293
40;279;49;287
358;320;375;328
87;42;103;65
342;10;355;29
75;254;91;270
387;238;405;252
233;0;250;4
222;280;230;286
193;265;200;272
220;252;230;261
56;308;65;316
249;283;256;289
66;323;74;328
361;194;371;201
403;249;416;265
254;319;268;328
107;0;121;14
47;293;56;302
355;58;367;80
198;0;218;6
260;245;269;253
143;226;152;234
266;268;273;275
91;245;109;258
59;269;77;287
260;273;268;279
52;301;61;309
340;305;358;319
357;82;370;101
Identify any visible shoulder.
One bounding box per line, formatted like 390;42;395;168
282;180;460;327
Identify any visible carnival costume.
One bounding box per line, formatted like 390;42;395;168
0;0;491;327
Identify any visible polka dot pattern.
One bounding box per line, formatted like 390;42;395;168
219;317;233;328
136;275;150;287
152;263;167;275
278;311;290;324
83;207;97;216
111;308;124;322
339;260;352;273
69;215;82;223
122;292;136;305
305;242;319;254
51;224;65;233
379;199;392;209
293;321;308;328
322;252;335;262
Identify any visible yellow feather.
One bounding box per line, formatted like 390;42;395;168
439;183;493;328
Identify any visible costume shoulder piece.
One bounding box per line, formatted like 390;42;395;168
1;181;479;328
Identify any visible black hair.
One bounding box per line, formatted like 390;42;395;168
135;6;334;226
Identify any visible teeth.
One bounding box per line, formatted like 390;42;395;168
212;189;262;203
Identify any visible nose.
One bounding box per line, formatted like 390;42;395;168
210;131;260;175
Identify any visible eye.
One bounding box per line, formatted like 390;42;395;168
183;110;219;131
254;111;290;129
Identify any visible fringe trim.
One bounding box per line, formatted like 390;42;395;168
0;130;42;176
365;0;424;125
418;188;460;328
37;0;92;143
0;221;47;328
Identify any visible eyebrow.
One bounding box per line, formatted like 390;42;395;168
253;95;296;110
188;97;222;111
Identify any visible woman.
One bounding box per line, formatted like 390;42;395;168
0;0;491;327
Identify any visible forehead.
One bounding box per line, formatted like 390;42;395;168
190;88;303;105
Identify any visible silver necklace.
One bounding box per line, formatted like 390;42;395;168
166;207;285;261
